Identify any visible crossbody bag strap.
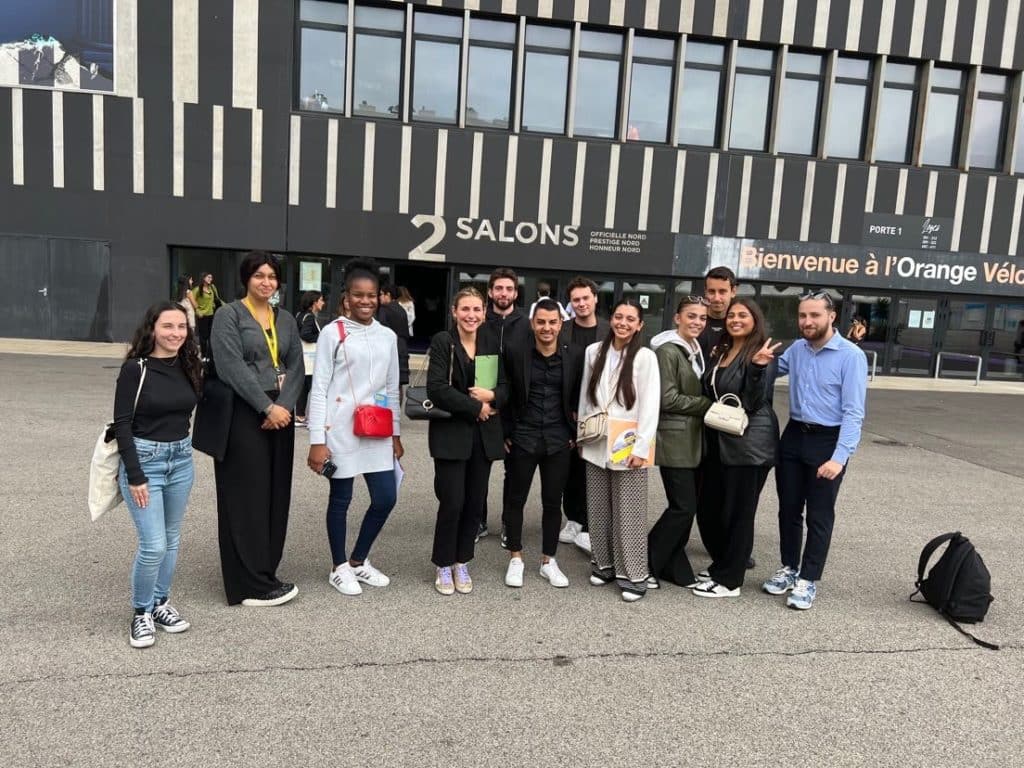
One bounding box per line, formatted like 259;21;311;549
132;359;147;417
710;361;721;402
334;320;361;405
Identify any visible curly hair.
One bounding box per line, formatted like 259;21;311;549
125;301;203;393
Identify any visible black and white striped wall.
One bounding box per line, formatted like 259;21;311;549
2;0;1024;338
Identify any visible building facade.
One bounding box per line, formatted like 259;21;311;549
2;0;1024;379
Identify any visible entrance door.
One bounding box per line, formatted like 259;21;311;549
392;263;450;351
987;302;1024;379
0;237;51;338
889;297;939;376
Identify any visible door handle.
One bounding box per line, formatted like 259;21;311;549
38;286;48;298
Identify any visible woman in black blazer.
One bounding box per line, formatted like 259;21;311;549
693;297;781;599
427;287;508;596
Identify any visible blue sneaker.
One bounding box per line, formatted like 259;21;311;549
762;566;799;595
786;578;817;610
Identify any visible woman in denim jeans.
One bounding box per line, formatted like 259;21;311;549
113;301;203;648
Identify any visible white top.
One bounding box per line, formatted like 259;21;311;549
650;329;705;377
398;299;415;335
578;342;660;470
308;316;400;479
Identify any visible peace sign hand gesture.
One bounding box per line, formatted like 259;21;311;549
752;337;783;366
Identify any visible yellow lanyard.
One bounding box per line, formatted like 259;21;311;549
243;298;280;369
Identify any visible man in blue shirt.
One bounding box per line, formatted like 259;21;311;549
762;291;867;610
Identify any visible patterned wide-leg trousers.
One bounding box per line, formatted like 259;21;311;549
586;463;650;592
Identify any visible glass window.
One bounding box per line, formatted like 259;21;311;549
353;5;404;118
411;11;462;124
467;18;515;129
522;23;571;133
826;55;872;159
627;35;674;142
574;29;623;138
874;62;918;163
1015;95;1024;171
776;52;823;155
921;67;964;166
970;72;1009;170
729;46;775;152
677;41;725;147
297;1;348;112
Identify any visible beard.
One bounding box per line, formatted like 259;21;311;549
801;324;830;341
492;296;514;310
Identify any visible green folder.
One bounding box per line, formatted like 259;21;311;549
474;354;499;389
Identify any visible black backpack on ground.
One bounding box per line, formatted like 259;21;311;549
910;532;998;650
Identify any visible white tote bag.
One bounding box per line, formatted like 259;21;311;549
89;361;146;521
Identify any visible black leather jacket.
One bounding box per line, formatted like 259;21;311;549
702;357;779;466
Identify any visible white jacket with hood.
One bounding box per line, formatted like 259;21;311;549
308;316;400;479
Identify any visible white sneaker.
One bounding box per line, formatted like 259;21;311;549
558;521;582;544
691;580;740;598
352;559;390;587
574;531;592;554
505;557;525;587
539;559;569;588
328;563;363;596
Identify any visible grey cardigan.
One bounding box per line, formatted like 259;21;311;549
210;300;305;415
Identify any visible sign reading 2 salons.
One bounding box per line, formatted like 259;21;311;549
673;235;1024;298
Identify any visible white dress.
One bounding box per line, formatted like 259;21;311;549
398;299;416;336
307;317;400;479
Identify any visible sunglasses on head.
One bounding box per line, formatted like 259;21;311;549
799;290;835;308
680;296;710;306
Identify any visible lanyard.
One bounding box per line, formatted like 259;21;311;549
242;298;280;369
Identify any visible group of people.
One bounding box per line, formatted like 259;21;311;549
110;253;866;649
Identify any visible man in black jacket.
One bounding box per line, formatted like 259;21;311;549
556;276;609;554
377;281;410;401
500;299;583;589
479;267;530;540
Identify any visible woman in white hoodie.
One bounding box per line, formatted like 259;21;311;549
307;260;403;596
578;298;660;602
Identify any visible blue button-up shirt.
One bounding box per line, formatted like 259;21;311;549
777;331;868;465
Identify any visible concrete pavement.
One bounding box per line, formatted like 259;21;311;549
0;351;1021;767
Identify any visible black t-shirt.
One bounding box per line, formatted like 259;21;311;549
113;358;198;485
569;321;599;350
698;318;728;360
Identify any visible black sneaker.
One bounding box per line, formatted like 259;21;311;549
129;612;156;648
152;601;191;633
241;582;299;607
500;525;510;550
475;522;489;543
746;556;756;569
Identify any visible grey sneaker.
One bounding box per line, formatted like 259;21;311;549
787;579;817;610
762;566;800;595
129;612;156;648
152;602;190;633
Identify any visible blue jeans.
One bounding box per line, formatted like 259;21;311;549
118;437;194;612
327;470;397;566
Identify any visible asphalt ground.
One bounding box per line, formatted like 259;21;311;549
1;353;1022;767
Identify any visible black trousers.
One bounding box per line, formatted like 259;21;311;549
214;394;294;605
503;444;571;556
432;428;493;567
775;422;845;582
695;434;728;562
479;456;511;530
296;374;312;418
562;449;589;532
706;464;770;590
648;466;698;586
197;315;214;359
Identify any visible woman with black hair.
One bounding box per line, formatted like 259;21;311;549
578;298;660;602
306;260;403;596
174;275;197;330
113;301;203;647
192;272;221;358
295;290;324;426
692;298;780;599
210;251;305;607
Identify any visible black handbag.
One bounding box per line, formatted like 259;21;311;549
405;344;453;421
192;361;234;461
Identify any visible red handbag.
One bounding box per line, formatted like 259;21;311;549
335;320;394;439
353;404;393;438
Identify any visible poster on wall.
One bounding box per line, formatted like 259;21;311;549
0;1;114;91
299;261;322;291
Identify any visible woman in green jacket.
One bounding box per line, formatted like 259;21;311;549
647;296;713;587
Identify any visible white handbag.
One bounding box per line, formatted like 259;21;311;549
89;360;146;521
703;363;749;436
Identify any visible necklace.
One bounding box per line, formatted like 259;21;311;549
151;355;179;366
